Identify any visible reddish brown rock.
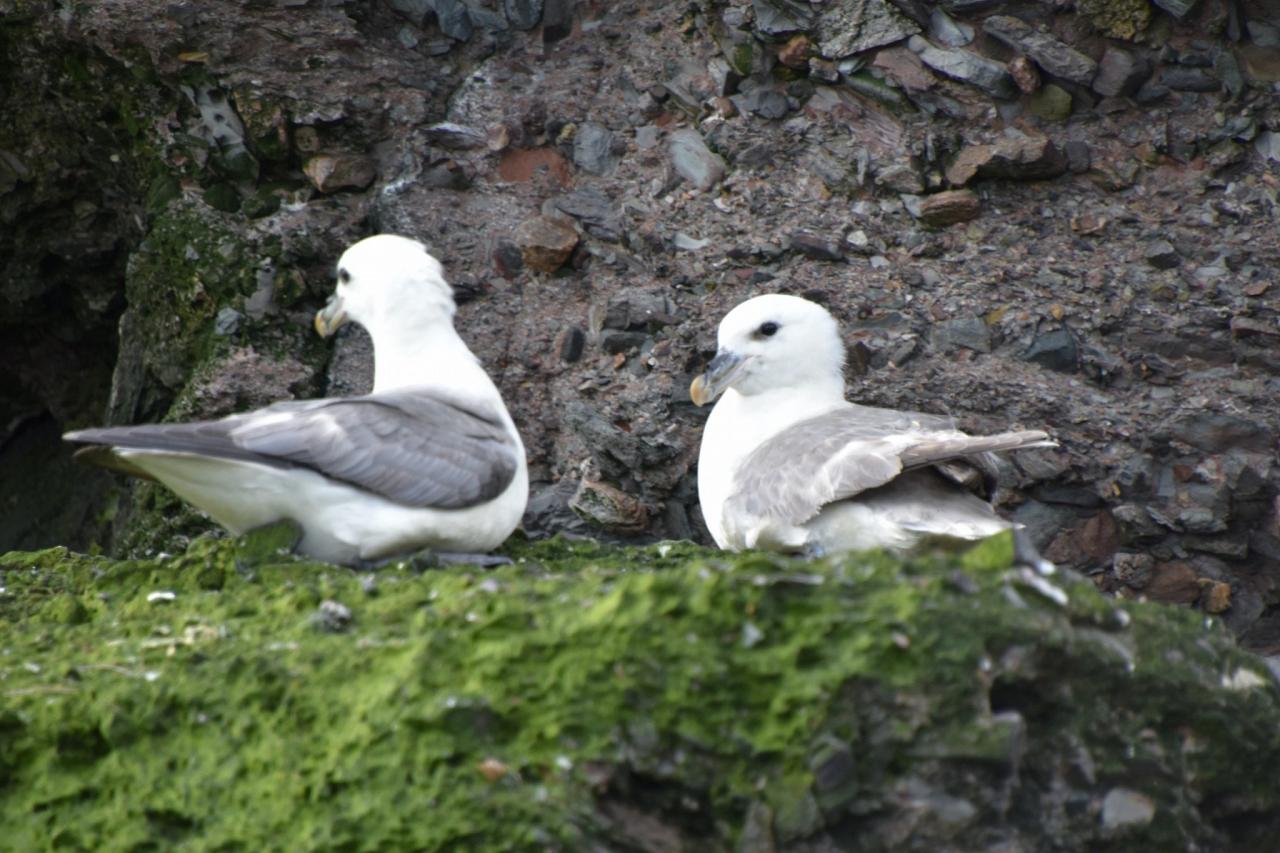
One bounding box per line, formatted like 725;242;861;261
569;479;649;533
1201;580;1232;614
946;132;1067;186
302;153;376;193
918;189;980;226
1008;55;1040;94
1144;562;1202;605
777;34;811;69
514;215;579;272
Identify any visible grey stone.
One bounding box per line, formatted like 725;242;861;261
552;188;621;241
743;87;791;120
753;0;814;36
983;15;1098;87
573;122;618;175
932;317;992;353
542;0;575;42
1024;328;1078;372
789;230;845;261
424;121;487;149
431;0;474;41
1092;47;1151;98
214;307;242;337
600;330;648;354
503;0;542;30
1162;67;1220;93
1144;240;1180;270
1257;131;1280;163
1064;140;1091;172
815;0;920;59
1216;49;1245;99
388;0;431;24
1113;553;1155;588
1249;20;1280;47
1151;0;1196;18
929;8;972;47
1167;413;1277;454
916;42;1016;99
668;128;725;191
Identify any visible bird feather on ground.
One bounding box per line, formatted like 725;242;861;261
65;234;528;565
690;294;1055;557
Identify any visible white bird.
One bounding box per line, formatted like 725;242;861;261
689;294;1055;556
65;234;528;565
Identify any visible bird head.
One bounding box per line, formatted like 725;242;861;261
690;294;845;405
315;235;455;338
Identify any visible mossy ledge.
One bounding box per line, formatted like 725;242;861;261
2;532;1278;850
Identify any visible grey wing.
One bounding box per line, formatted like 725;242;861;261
66;391;520;509
724;406;1052;528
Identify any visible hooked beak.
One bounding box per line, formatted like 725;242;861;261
689;350;747;406
314;293;348;338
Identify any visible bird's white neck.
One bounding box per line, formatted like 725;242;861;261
370;320;498;404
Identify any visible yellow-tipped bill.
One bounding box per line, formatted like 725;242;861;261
689;350;746;406
314;294;348;338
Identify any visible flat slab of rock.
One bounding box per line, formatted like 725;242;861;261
946;131;1067;185
913;37;1016;99
514;215;579;272
918;189;980;226
983;15;1097;86
668;128;726;190
815;0;919;59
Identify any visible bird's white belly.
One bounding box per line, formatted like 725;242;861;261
120;450;529;563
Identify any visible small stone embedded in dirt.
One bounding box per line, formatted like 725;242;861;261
556;327;585;363
514;215;579;272
946;132;1067;185
302;153;376;193
931;317;992;353
1143;240;1180;269
424;121;487;150
1023;327;1079;372
667;127;725;190
1113;553;1155;589
918;189;980;226
1092;47;1151;97
789;230;844;261
572;121;619;175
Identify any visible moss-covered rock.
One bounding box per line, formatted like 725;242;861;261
2;534;1277;850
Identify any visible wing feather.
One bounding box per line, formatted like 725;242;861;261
725;405;1053;529
65;389;519;509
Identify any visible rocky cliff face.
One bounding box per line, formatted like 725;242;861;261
1;1;1278;646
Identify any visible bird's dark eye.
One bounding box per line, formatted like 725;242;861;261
338;268;351;284
757;321;780;337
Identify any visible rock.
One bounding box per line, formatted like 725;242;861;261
876;162;925;193
1113;552;1155;589
542;0;575;42
742;87;791;120
1202;581;1232;614
789;230;844;261
814;0;920;58
503;0;543;30
568;479;648;532
1101;788;1156;830
513;215;579;273
310;599;353;633
668;128;725;191
1024;327;1078;372
753;0;814;36
302;153;376;192
983;16;1098;87
1166;413;1277;454
918;189;980;226
432;0;474;41
777;34;810;69
929;8;973;47
914;40;1017;99
552;189;621;242
555;326;585;362
1029;84;1072;121
931;317;992;353
946;131;1067;185
1092;47;1152;97
1065;140;1091;172
604;292;678;329
1215;50;1245;99
1008;55;1041;94
1161;67;1220;93
1144;240;1180;269
600;330;648;354
424;121;487;150
572;122;619;176
1146;562;1202;604
1151;0;1196;18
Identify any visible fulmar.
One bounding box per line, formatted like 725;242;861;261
690;294;1055;556
65;235;528;565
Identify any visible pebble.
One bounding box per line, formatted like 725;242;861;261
918;189;980;226
302;153;376;193
1023;327;1079;372
1092;47;1151;97
1143;240;1180;269
1101;788;1156;830
1008;55;1040;94
513;215;579;272
668;128;725;191
573;121;619;175
789;230;844;261
1029;84;1072;121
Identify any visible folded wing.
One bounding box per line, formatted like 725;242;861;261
65;389;519;510
725;404;1054;529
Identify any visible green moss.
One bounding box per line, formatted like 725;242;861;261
2;535;1277;849
1078;0;1152;41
